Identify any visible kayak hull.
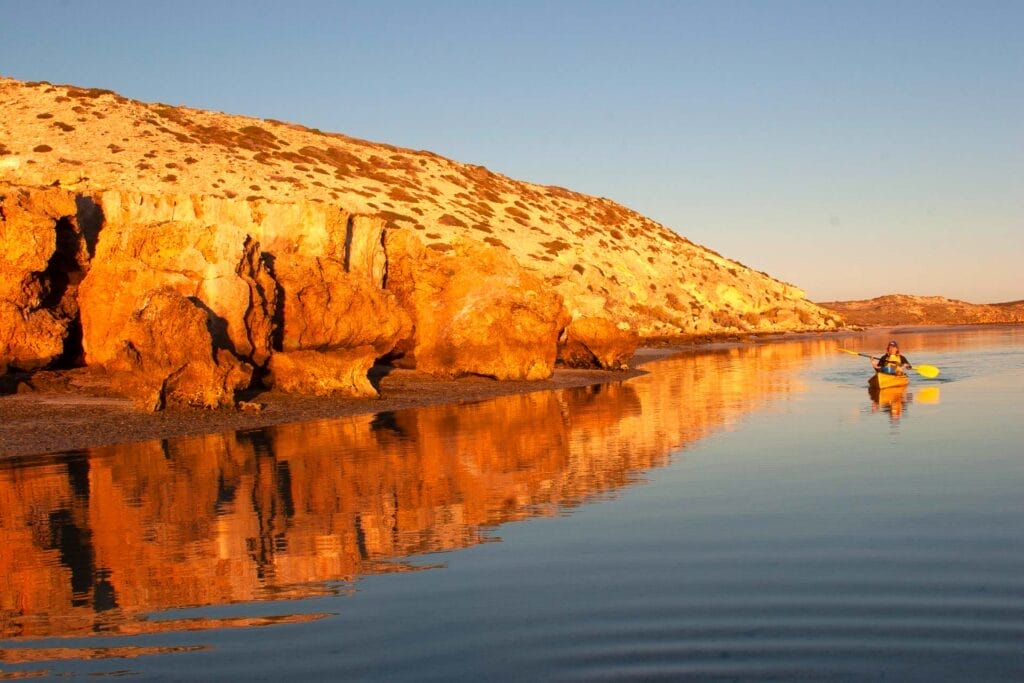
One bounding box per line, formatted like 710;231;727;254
869;372;909;390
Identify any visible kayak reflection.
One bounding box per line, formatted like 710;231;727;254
868;384;940;421
870;385;908;421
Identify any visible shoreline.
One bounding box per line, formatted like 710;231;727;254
1;324;1017;459
1;361;664;460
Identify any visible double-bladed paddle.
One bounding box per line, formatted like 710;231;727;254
839;348;940;378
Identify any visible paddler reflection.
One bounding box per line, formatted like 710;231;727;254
871;386;907;421
869;385;940;422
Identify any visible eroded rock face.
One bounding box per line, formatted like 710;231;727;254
106;287;252;410
77;209;277;370
265;253;411;397
558;317;639;370
0;186;94;372
385;230;570;380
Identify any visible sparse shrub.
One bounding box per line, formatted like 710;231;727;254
438;214;467;228
712;310;742;329
33;144;52;153
387;187;417;202
36;113;54;119
541;239;571;255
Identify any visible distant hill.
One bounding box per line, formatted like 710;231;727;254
818;294;1024;327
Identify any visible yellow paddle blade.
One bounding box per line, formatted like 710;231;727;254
913;364;940;378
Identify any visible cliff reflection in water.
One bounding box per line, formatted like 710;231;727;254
0;343;813;640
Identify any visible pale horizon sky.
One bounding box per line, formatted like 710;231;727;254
2;1;1021;303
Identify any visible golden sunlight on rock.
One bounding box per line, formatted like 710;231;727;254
0;76;844;408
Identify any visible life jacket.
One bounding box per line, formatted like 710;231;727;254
880;353;904;374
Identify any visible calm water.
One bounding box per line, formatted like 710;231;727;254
1;327;1022;680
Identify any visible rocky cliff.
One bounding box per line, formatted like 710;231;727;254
819;294;1024;327
1;77;842;408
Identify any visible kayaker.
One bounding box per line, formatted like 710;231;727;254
872;341;912;376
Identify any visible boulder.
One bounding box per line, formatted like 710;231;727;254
106;287;252;410
78;216;277;368
266;350;379;397
0;303;67;374
558;317;639;370
385;230;570;380
265;254;411;397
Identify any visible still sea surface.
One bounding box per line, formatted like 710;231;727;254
1;326;1022;680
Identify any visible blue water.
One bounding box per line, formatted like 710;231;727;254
1;326;1022;680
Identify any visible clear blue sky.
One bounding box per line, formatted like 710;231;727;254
3;0;1021;302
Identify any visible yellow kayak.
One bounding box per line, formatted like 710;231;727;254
869;372;910;390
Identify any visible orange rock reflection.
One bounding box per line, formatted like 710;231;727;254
0;343;811;641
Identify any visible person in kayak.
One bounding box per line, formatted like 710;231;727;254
872;340;912;375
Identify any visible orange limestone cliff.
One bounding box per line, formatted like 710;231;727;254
0;77;843;408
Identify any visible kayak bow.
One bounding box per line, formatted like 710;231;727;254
869;371;910;390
